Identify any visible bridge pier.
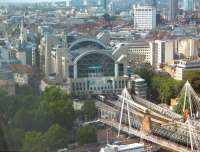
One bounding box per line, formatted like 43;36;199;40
141;110;152;135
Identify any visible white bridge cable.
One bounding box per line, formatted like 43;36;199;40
98;86;200;151
117;88;194;146
177;81;200;117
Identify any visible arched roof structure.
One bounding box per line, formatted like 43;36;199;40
73;50;114;64
69;38;107;51
74;50;115;78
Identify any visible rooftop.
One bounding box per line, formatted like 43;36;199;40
100;143;145;152
10;64;32;75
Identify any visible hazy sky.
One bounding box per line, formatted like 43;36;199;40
0;0;63;3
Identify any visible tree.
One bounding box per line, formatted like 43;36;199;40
43;124;68;152
159;81;176;104
16;85;35;96
174;95;188;115
39;87;75;129
81;101;97;121
12;108;35;131
0;122;8;151
6;128;25;150
6;85;39;121
134;64;154;85
21;131;46;152
184;71;200;93
0;89;10;118
77;125;97;145
22;124;68;152
151;75;183;104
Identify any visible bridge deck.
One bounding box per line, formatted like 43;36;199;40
99;119;191;152
96;100;200;151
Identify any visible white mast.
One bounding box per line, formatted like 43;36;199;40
188;116;194;151
118;88;131;137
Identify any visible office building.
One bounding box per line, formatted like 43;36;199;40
103;0;107;10
152;0;157;7
112;40;152;65
145;0;157;7
39;34;60;77
175;60;200;80
0;47;18;68
129;75;147;99
151;40;174;65
108;0;134;14
168;0;178;21
83;0;88;6
183;0;195;11
176;38;200;58
133;5;156;31
66;0;71;7
69;0;107;8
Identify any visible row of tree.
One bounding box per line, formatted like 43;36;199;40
150;75;183;104
184;71;200;94
135;64;182;104
135;64;200;105
0;86;98;151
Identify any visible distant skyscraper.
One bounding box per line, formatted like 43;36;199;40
66;0;71;7
183;0;195;11
103;0;107;10
145;0;156;7
152;0;157;7
133;5;156;31
168;0;178;21
83;0;88;6
97;0;101;6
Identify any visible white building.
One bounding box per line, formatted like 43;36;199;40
10;64;32;86
112;40;152;65
175;38;200;58
14;73;29;85
151;40;174;66
155;40;174;64
112;39;175;67
175;60;200;80
66;0;71;7
133;5;156;31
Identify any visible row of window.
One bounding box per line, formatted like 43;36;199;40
73;89;122;96
135;9;154;12
72;80;128;91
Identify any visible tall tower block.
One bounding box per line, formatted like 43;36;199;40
44;35;51;77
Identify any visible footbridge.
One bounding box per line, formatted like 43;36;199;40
95;82;200;152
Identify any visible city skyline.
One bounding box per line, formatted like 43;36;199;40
0;0;200;152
